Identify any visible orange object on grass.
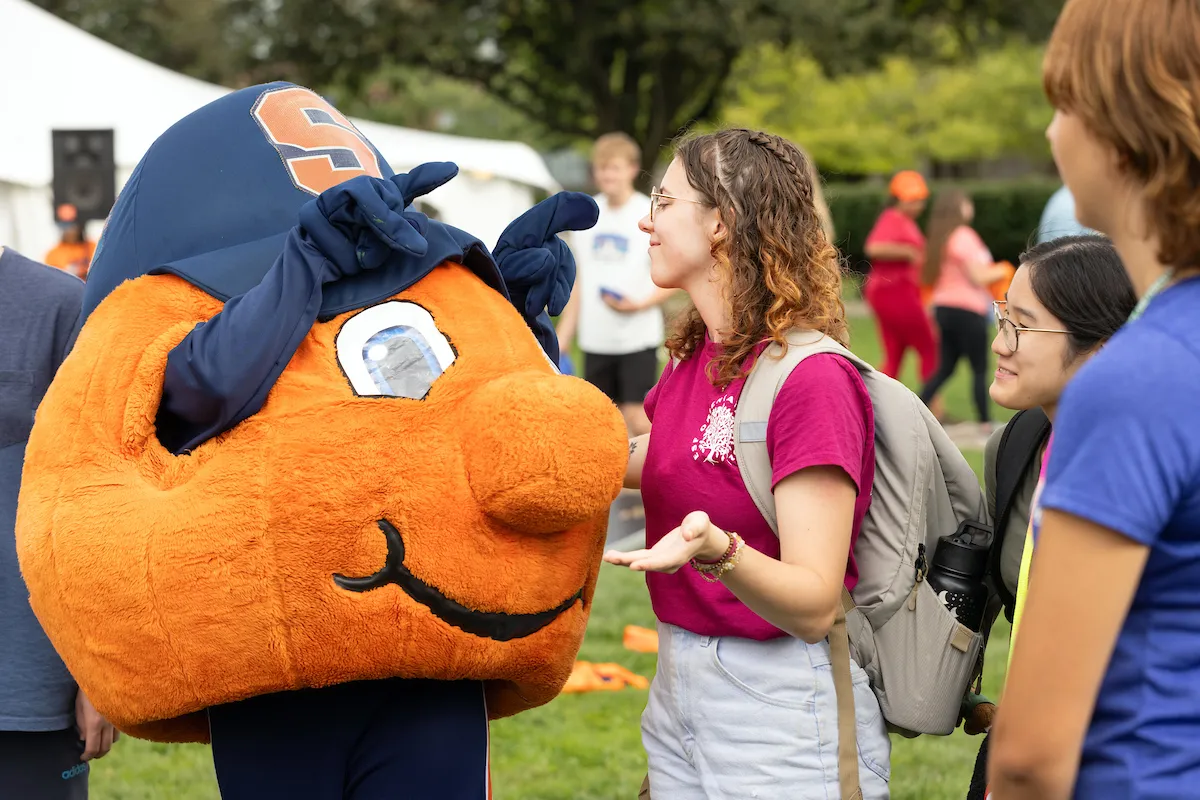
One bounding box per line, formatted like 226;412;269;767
562;661;649;693
623;624;659;653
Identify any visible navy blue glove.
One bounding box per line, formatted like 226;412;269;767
492;192;599;364
302;162;458;279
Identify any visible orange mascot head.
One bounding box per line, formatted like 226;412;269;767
15;82;627;743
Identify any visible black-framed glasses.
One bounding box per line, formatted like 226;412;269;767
650;186;705;222
993;301;1072;352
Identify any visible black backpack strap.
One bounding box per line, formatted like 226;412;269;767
967;732;990;800
991;407;1052;619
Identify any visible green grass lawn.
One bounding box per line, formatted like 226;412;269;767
91;311;1010;799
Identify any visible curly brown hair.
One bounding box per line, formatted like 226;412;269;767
664;128;848;388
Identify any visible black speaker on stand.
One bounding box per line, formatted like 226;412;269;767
51;129;116;225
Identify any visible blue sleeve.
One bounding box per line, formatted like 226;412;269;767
1040;329;1200;545
156;231;338;454
156;166;464;455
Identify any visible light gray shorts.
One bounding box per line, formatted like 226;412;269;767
641;622;891;799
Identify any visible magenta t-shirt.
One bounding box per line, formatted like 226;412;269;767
642;337;876;640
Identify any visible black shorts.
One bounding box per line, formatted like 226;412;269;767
0;728;88;799
583;347;659;406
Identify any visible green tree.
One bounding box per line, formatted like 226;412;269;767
34;0;247;85
764;0;1064;77
36;0;1065;172
723;42;1053;176
330;67;572;152
228;0;808;174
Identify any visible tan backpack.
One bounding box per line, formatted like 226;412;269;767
733;330;989;799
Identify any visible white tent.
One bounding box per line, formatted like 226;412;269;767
0;0;558;260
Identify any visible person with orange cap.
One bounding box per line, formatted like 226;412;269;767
862;170;939;383
43;205;96;282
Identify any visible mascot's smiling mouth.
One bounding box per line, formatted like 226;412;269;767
333;519;583;642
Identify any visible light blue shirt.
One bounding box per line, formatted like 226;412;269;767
1036;186;1095;244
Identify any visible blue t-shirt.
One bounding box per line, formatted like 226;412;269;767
0;249;83;730
1042;277;1200;799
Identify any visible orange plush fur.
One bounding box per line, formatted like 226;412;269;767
16;261;627;743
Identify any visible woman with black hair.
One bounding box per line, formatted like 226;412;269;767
968;234;1136;799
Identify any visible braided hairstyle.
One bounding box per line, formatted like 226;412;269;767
666;128;847;388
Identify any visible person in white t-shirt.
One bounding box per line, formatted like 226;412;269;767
557;133;676;435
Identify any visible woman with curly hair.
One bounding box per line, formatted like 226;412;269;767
605;128;889;799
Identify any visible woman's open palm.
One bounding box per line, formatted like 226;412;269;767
603;511;713;573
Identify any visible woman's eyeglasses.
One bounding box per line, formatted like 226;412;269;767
650;186;705;222
993;301;1072;352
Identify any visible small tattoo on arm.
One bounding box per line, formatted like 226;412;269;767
629;440;637;457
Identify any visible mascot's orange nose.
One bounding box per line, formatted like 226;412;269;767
464;372;627;534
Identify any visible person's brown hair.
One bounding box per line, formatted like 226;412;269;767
921;189;970;287
592;132;641;167
665;128;847;388
1043;0;1200;269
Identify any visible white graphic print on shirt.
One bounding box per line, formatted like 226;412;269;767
692;393;737;464
592;233;630;261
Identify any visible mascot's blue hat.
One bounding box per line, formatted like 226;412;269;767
82;82;510;322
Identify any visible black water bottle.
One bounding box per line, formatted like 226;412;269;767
926;521;991;631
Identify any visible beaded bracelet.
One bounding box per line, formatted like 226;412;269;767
690;531;746;583
692;527;738;567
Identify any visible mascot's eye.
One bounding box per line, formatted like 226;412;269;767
336;302;456;399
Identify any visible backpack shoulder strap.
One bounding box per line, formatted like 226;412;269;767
733;330;853;534
735;331;868;799
990;407;1051;613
